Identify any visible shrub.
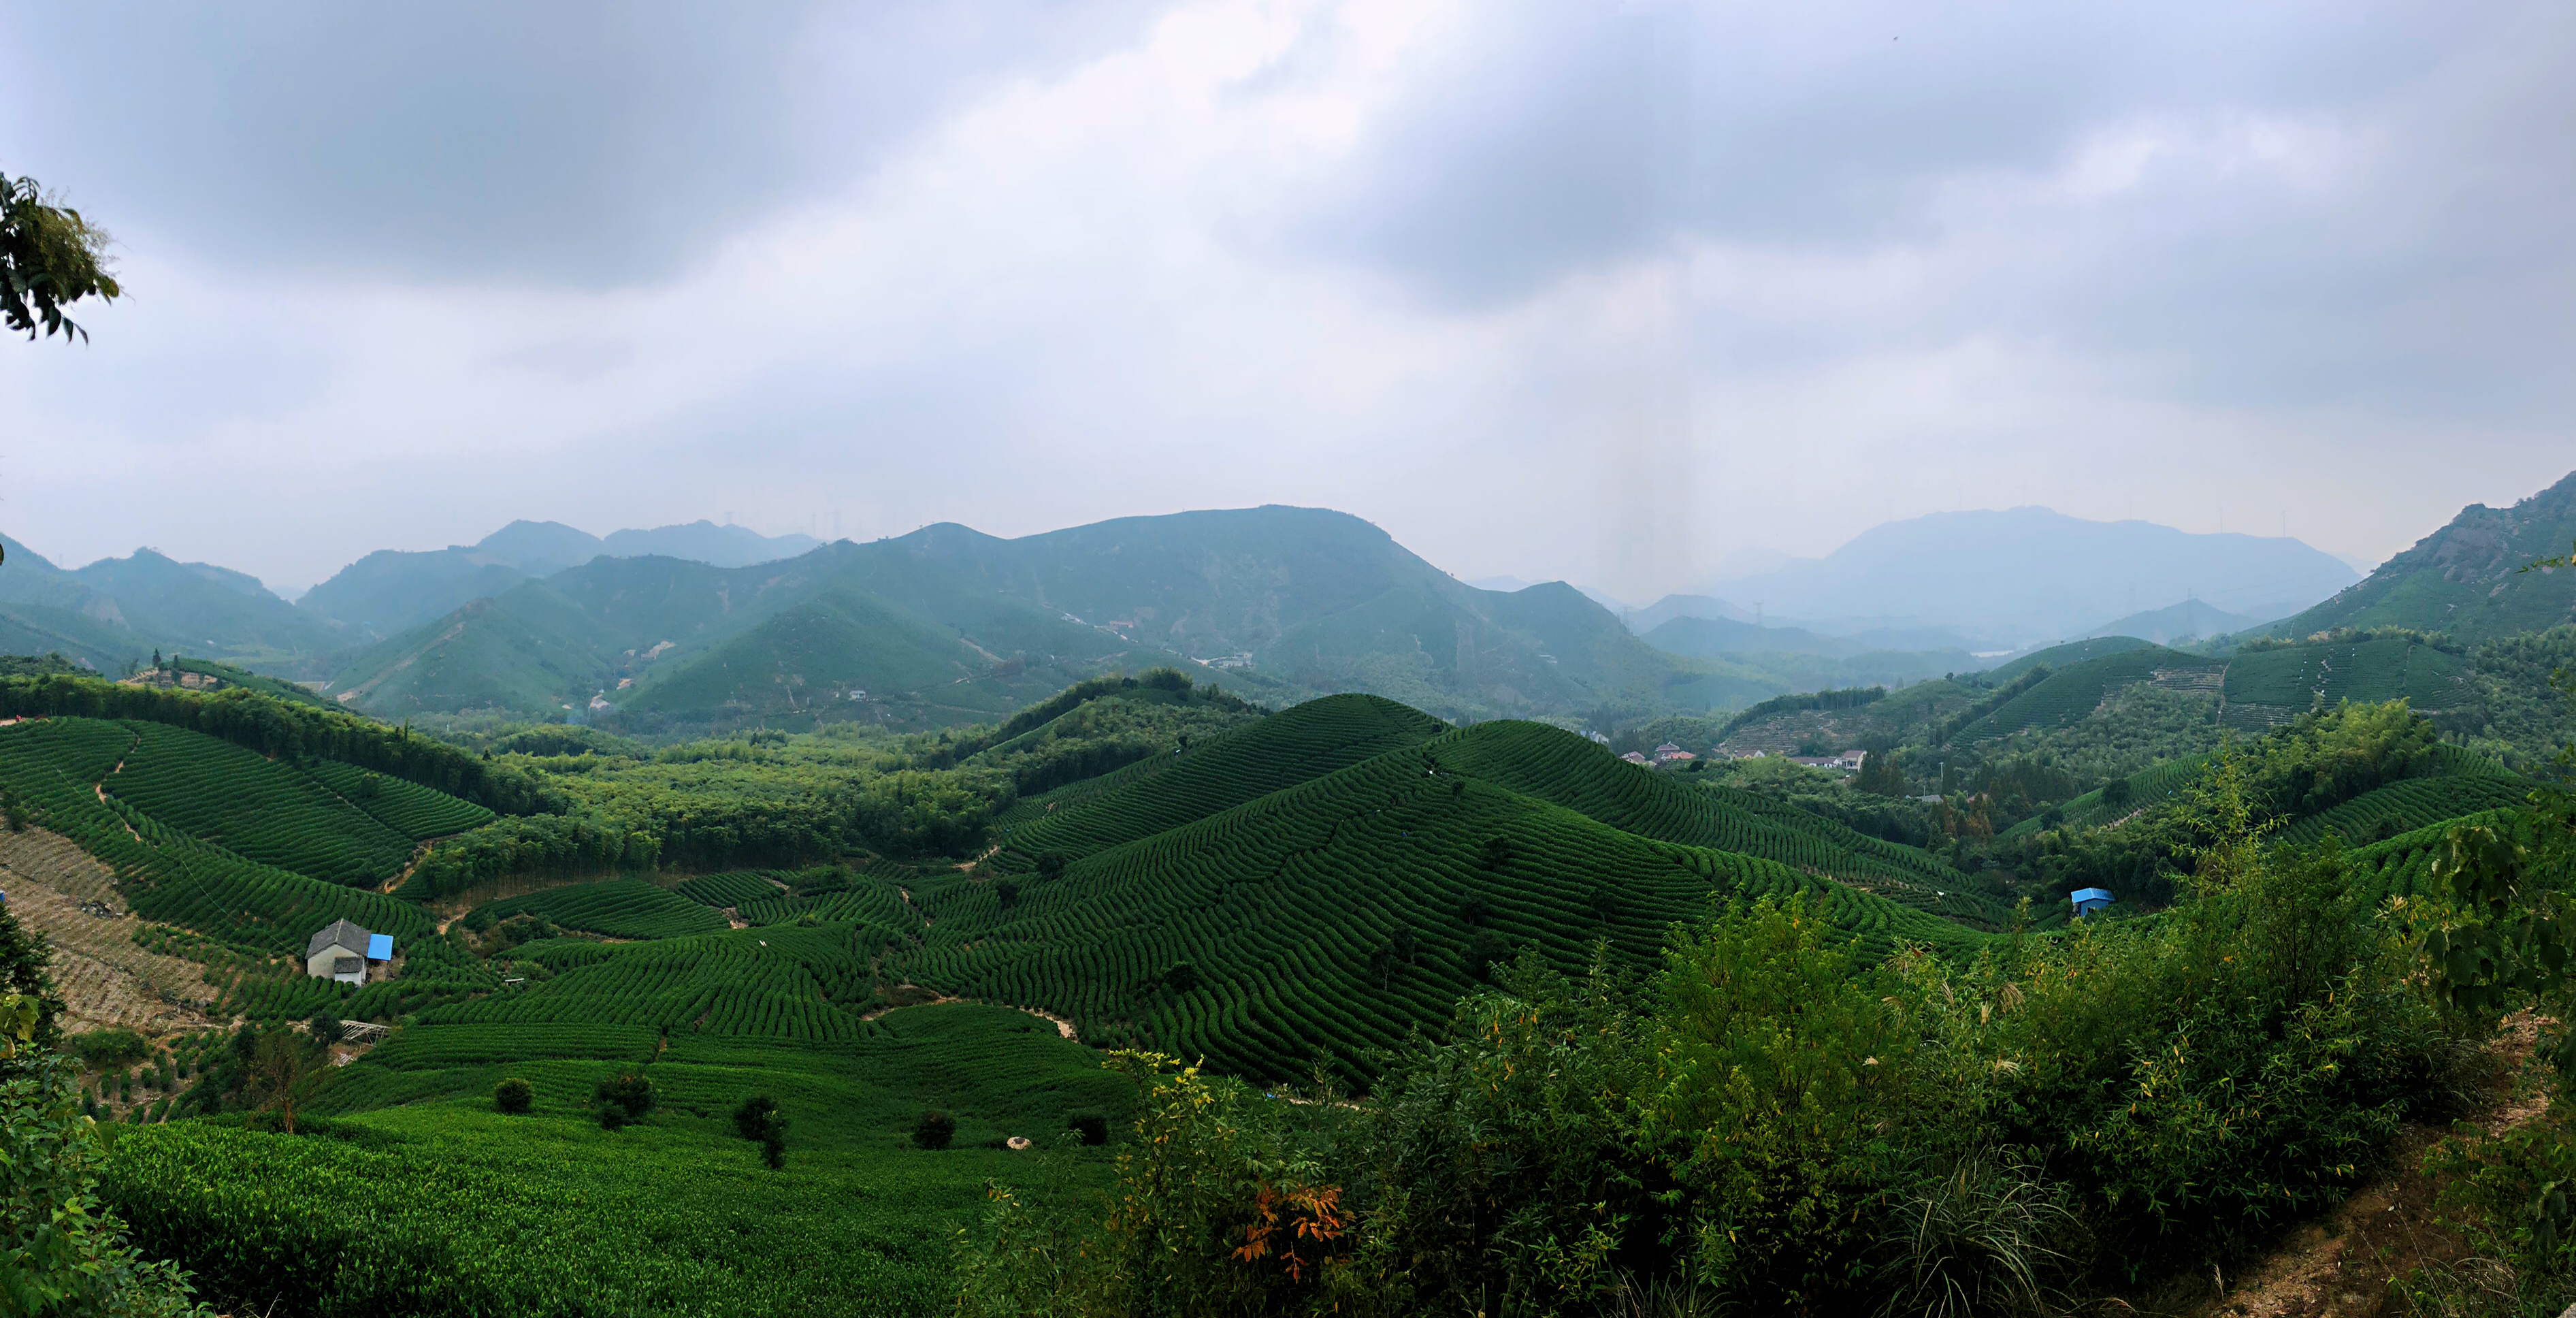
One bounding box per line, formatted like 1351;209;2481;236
593;1067;655;1131
1066;1110;1108;1147
734;1093;787;1168
492;1078;533;1114
913;1109;955;1150
307;1013;344;1046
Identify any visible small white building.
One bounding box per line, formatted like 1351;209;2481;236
305;918;372;984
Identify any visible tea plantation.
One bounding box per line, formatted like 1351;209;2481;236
100;1003;1130;1318
881;702;1993;1082
1947;646;2226;745
0;716;439;954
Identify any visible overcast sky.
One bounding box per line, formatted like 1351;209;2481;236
3;0;2571;599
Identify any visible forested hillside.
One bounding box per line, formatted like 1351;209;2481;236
323;506;1740;730
2266;468;2576;642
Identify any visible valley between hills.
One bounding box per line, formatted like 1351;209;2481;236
0;474;2573;1315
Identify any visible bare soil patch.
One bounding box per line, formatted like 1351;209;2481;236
0;826;221;1034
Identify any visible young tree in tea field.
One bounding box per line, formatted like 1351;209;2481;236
594;1068;655;1130
733;1093;788;1168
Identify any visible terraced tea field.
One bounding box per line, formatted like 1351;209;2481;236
2272;774;2532;848
896;706;1993;1082
103;1003;1130;1318
0;717;441;954
474;878;731;940
998;694;1448;859
107;722;419;885
2221;638;2469;714
1949;647;2224;745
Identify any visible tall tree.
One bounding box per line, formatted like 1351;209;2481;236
1;172;120;343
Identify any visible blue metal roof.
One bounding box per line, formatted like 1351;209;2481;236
2070;888;2115;903
366;933;393;960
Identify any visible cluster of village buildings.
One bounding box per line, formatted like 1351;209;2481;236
1607;740;1868;773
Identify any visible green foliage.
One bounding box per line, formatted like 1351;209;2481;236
400;814;664;903
0;172;121;342
1650;896;1907;1301
594;1067;656;1130
469;880;729;942
65;1029;150;1073
914;1109;955;1150
0;903;66;1051
492;1078;533;1114
0;676;560;814
1;1042;210;1316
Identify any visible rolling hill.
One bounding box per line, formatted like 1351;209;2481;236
2076;598;2265;646
0;534;345;671
299;519;826;639
824;696;2002;1082
332;507;1735;728
2262;469;2576;643
1946;644;2226;746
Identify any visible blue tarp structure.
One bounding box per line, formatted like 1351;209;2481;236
2070;887;2115;917
367;933;393;960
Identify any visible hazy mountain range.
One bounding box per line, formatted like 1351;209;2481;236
4;477;2568;728
1610;507;2359;649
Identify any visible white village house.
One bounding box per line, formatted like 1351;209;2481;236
304;918;393;984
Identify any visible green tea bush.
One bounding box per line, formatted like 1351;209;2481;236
914;1109;955;1150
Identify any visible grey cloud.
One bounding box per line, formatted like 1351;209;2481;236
1297;0;2468;308
0;0;1167;288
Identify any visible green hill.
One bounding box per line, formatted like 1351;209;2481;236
2219;636;2471;728
328;588;631;715
1948;645;2223;745
2264;469;2576;643
1000;694;1450;860
1983;636;2157;683
0;716;439;954
326;507;1729;728
897;735;1987;1082
830;698;2004;1082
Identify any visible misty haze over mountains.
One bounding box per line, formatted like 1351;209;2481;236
1615;507;2361;650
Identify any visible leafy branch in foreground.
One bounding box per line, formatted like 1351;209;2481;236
1;172;120;343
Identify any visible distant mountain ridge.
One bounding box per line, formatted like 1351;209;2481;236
1698;508;2358;645
299;519;822;639
2075;598;2264;647
332;507;1742;729
0;534;341;671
